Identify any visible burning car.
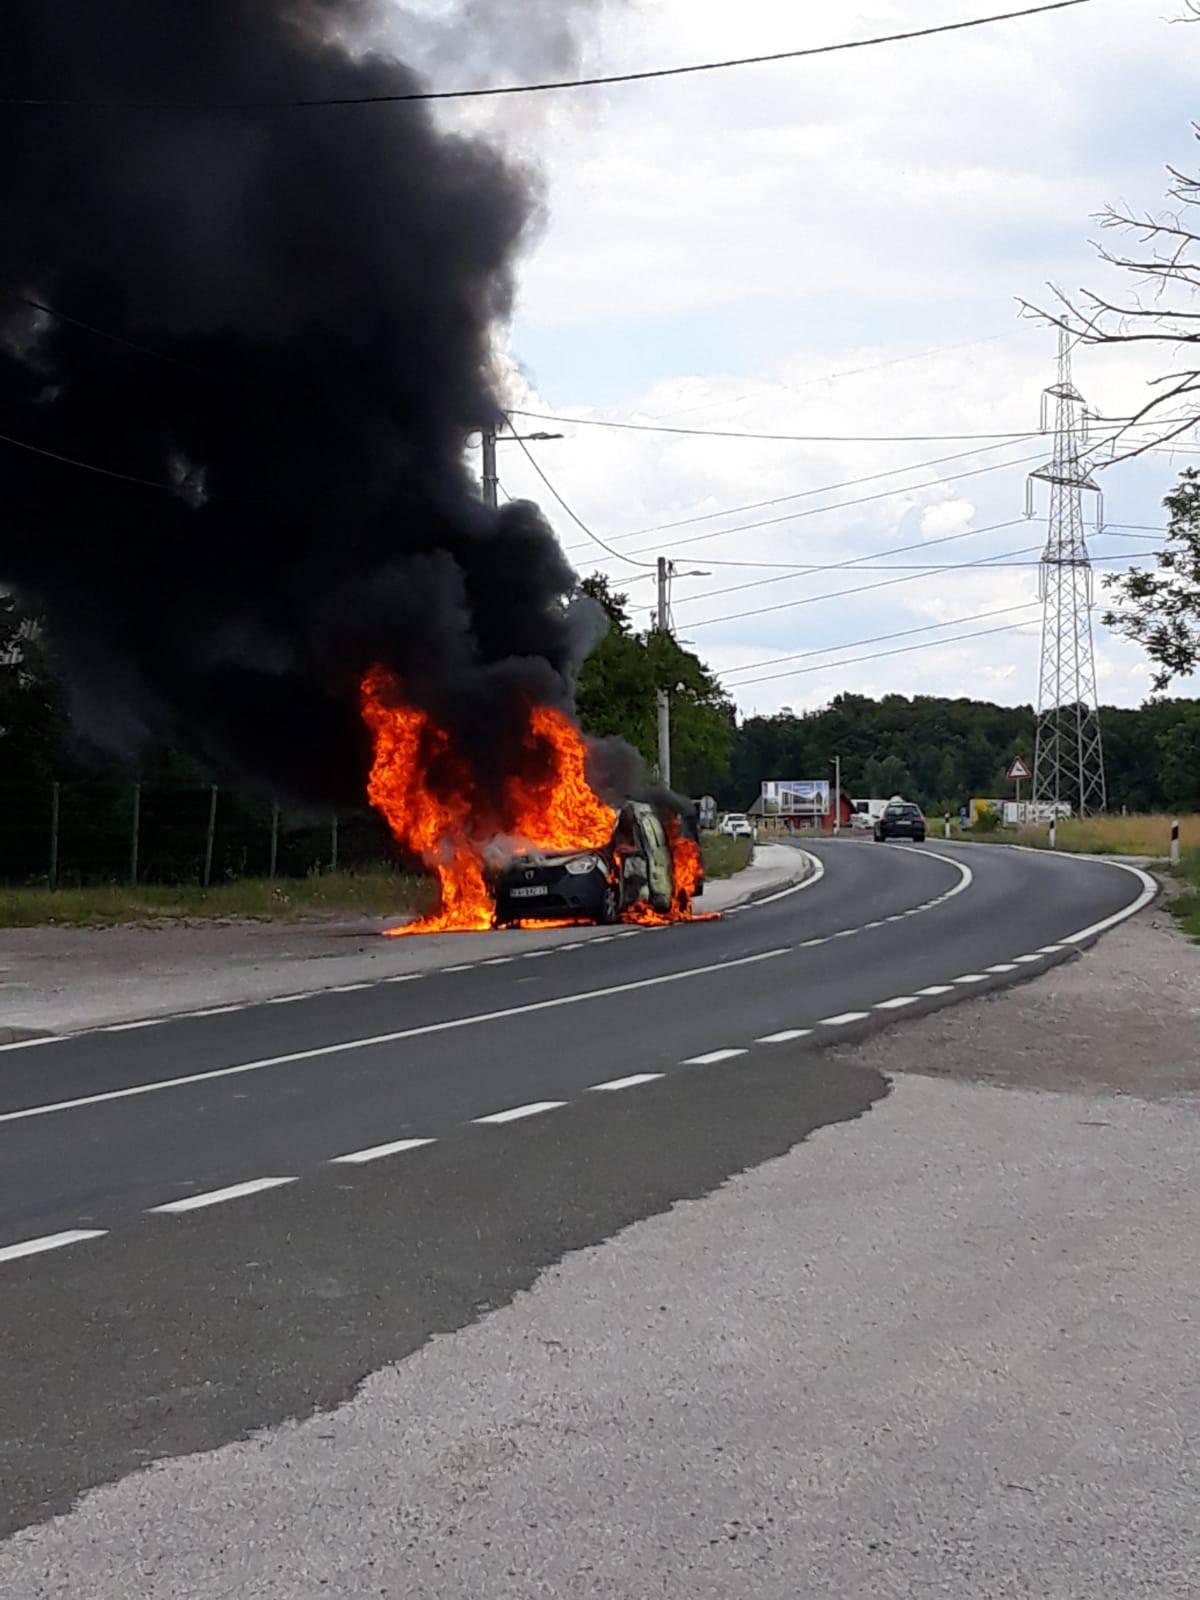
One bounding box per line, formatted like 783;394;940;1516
494;800;692;928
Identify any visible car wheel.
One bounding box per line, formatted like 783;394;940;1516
914;830;926;843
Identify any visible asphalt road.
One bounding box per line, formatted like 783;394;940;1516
0;838;1152;1538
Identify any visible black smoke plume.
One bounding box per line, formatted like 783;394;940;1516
0;1;624;807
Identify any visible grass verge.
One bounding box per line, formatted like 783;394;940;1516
0;868;432;929
702;833;755;879
1169;849;1200;943
939;813;1199;857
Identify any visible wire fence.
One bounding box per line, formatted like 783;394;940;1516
0;781;396;889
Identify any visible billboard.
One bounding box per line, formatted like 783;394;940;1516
761;780;830;816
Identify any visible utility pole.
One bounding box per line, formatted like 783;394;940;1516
656;556;671;788
831;754;841;835
1029;331;1107;817
481;423;499;510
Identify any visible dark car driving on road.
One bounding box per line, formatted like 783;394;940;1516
874;800;927;843
493;800;687;927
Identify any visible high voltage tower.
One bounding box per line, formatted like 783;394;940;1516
1027;331;1107;817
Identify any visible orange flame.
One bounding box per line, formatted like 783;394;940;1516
362;666;618;935
361;666;720;933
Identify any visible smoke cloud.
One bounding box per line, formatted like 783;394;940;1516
0;0;619;806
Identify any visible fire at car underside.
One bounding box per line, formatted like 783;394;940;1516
361;665;718;934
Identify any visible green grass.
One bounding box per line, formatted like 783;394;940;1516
1168;849;1200;943
0;867;432;928
702;832;754;879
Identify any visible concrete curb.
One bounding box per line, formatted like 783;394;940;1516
712;844;815;911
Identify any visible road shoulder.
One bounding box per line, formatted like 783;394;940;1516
0;845;811;1038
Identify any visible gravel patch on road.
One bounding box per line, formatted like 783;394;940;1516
3;912;1198;1598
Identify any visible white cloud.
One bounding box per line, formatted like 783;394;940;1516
487;0;1200;714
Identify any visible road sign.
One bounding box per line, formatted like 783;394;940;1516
1007;756;1031;781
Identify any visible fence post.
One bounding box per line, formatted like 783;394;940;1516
130;781;141;887
48;781;60;891
331;812;339;874
269;800;280;880
1170;817;1181;868
203;785;218;888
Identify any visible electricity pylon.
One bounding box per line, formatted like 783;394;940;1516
1028;331;1107;817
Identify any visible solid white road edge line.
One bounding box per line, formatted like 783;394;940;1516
741;848;825;907
587;1073;664;1091
330;1138;436;1164
0;1229;107;1264
0;947;794;1127
149;1177;297;1214
474;1101;565;1125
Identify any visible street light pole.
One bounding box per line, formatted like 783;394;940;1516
656;556;671;788
481;424;499;510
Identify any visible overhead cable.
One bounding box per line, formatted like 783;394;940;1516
1;4;1092;110
517;408;1048;445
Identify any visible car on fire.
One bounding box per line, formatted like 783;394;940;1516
493;800;700;928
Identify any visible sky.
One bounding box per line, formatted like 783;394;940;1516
437;0;1200;720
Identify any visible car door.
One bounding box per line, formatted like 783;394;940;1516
635;807;674;911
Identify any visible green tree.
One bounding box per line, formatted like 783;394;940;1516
1105;469;1200;689
575;573;734;795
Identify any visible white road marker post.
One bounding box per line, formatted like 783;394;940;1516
944;812;951;840
1170;817;1181;868
1048;815;1057;851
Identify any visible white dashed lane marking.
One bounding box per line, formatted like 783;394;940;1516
474;1101;566;1125
756;1029;812;1044
1013;954;1044;964
682;1048;748;1066
818;1012;870;1027
916;984;955;996
986;963;1019;974
148;1178;297;1214
0;1229;107;1264
587;1073;664;1092
874;996;919;1010
953;973;990;984
330;1138;436;1165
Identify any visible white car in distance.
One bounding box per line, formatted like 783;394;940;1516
718;812;754;838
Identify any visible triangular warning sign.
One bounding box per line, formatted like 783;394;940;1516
1007;756;1032;781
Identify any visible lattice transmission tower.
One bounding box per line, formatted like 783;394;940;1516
1028;331;1107;817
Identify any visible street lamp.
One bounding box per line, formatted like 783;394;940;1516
479;424;564;507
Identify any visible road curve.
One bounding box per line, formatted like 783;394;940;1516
0;838;1153;1536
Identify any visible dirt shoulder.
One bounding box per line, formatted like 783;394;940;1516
0;845;807;1038
833;895;1200;1100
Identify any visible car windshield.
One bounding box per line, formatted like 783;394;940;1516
887;805;921;818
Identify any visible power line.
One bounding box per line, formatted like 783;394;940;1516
515;408;1047;445
1;4;1092;110
2;288;222;379
0;425;251;501
673;524;1154;609
563;434;1041;555
684;540;1059;631
501;421;656;570
606;448;1054;562
727;619;1040;691
721;601;1042;679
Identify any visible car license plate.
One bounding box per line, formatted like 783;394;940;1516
510;885;549;898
